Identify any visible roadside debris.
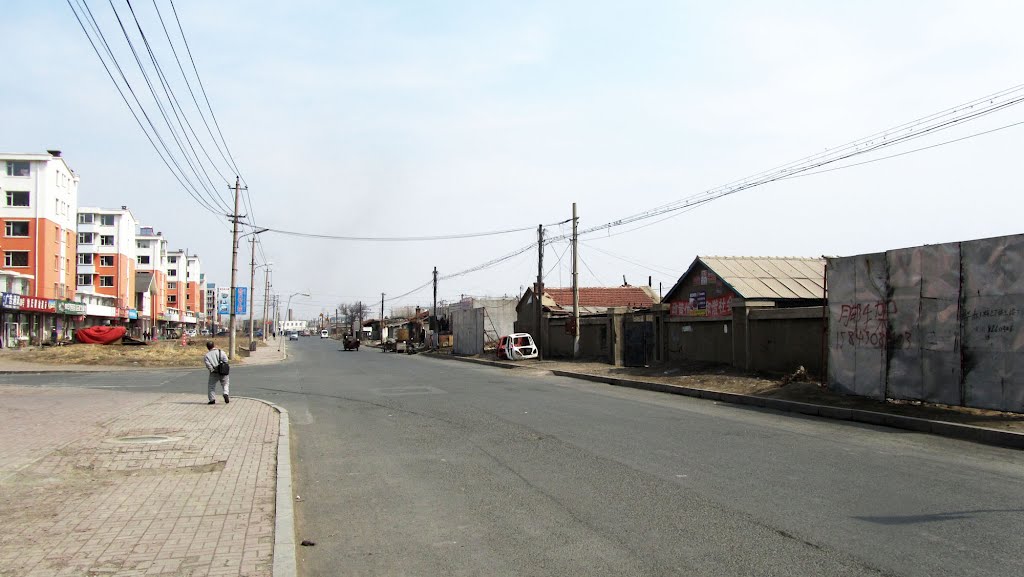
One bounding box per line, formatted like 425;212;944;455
780;366;810;386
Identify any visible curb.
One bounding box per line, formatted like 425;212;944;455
424;353;1024;450
239;397;297;577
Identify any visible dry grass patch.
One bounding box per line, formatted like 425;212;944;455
11;337;256;368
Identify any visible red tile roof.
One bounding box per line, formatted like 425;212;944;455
545;286;657;309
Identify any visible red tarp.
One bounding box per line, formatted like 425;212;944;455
76;326;127;345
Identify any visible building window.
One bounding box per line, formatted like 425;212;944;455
136;241;149;249
78;232;94;244
137;255;150;265
78;213;94;224
100;235;114;246
5;161;30;177
78;253;94;265
168;295;177;303
99;276;114;287
5;191;29;207
100;214;115;226
4;251;29;267
168;269;177;277
168;256;178;264
186;294;191;300
167;281;177;289
54;255;60;271
77;274;93;286
99;255;114;267
4;221;29;237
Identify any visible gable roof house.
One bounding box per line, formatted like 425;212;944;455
517;285;660;317
663;256;826;318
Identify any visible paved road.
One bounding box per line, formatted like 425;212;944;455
2;338;1023;576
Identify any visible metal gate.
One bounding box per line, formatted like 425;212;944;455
624;315;655;367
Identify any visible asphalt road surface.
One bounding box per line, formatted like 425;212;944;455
3;337;1023;576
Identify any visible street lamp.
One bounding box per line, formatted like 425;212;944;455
280;291;310;355
249;261;272;349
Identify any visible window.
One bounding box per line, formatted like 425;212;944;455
137;255;150;265
78;232;94;244
168;295;177;303
99;276;114;287
78;253;93;265
168;281;177;289
54;225;60;242
100;235;114;246
4;221;28;237
99;255;114;267
54;255;59;271
6;161;29;177
78;213;94;224
168;269;177;277
5;191;29;207
4;251;28;267
78;274;93;286
186;294;191;301
99;214;115;226
168;256;178;263
136;241;150;249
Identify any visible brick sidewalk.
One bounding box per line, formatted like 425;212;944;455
0;386;280;576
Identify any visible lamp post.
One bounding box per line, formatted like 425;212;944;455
250;261;272;349
280;291;310;355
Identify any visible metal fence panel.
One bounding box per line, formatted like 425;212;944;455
452;308;484;356
828;234;1023;411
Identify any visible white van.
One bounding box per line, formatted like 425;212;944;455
320;330;329;338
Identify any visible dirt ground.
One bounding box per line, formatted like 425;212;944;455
478;356;1024;433
1;336;267;368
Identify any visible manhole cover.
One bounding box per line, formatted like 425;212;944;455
107;435;182;444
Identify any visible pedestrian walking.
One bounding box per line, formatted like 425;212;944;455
203;341;230;405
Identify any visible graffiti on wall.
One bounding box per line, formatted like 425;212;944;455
834;300;913;349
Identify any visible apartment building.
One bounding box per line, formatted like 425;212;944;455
0;151;79;344
164;248;201;332
135;226;168;336
76;206;137;325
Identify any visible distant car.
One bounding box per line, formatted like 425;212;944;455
300;330;310;337
320;330;329;338
289;332;298;341
200;329;211;336
185;329;197;337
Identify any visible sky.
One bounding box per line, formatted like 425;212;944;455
2;1;1023;319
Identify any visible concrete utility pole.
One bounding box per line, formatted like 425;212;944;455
535;224;544;359
380;293;385;343
572;202;580;359
432;266;438;349
260;267;270;343
227;177;246;361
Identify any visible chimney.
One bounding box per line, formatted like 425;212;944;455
47;150;61;157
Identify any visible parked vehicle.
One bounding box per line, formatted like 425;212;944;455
497;333;538;360
320;330;329;338
288;332;298;341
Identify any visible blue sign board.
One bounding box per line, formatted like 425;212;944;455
234;287;248;315
128;309;139;320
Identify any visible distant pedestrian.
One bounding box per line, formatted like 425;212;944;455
203;341;230;405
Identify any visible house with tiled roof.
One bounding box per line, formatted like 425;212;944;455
516;285;660;317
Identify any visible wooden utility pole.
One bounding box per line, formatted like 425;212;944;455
535;224;544;359
227;177;245;360
572;202;580;359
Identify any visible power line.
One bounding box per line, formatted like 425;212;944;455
264;224;540;242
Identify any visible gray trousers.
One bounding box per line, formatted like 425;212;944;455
208;372;230;401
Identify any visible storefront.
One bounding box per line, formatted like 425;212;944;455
54;300;87;340
1;293;27;348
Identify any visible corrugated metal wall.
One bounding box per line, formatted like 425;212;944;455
827;234;1024;411
452;308;484;356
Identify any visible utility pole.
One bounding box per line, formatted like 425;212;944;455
247;235;257;350
535;224;544;359
227;177;246;361
572;202;580;359
261;267;270;343
380;293;386;344
432;266;438;349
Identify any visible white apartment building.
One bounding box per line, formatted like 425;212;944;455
134;226;168;335
76;206;137;325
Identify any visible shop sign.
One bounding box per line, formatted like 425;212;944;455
158;313;175;322
55;300;87;315
1;292;22;309
21;297;55;312
128;309;139;320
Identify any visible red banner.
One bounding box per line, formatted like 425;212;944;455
20;297;54;312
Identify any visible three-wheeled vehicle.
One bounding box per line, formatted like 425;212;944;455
343;334;360;351
496;333;539;360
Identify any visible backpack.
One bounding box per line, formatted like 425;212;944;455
215;349;230;376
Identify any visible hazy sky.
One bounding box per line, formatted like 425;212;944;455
3;1;1022;318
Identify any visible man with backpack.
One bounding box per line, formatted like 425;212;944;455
203;341;230;405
